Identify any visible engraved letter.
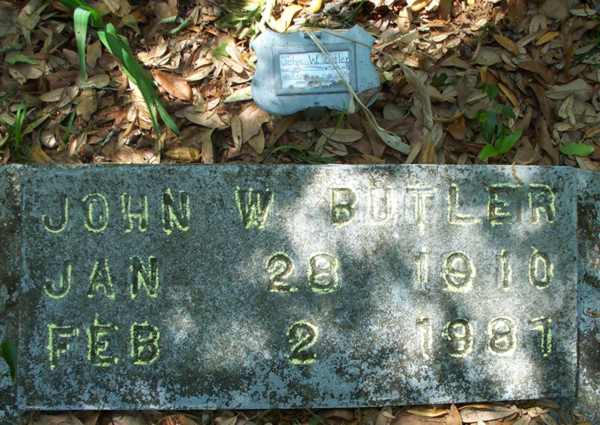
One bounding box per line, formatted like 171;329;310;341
130;256;160;299
529;248;553;289
235;188;273;229
82;193;109;233
121;193;149;233
448;184;480;225
88;258;115;300
406;186;434;226
162;188;191;235
267;253;297;293
370;186;391;223
331;188;356;226
131;322;160;365
488;184;521;226
44;261;72;299
288;320;318;365
529;184;556;224
308;253;339;294
42;195;69;234
442;252;475;293
47;324;79;370
87;315;118;367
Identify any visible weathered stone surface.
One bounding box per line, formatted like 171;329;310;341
576;171;600;424
251;26;380;115
0;165;22;424
15;165;578;409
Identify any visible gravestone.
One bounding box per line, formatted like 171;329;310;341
576;172;600;424
0;166;21;424
12;165;578;410
251;26;380;115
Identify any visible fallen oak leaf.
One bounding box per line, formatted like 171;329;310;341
320;128;363;143
493;33;520;55
164;146;201;162
270;4;302;32
152;70;192;101
238;103;270;143
460;406;518;423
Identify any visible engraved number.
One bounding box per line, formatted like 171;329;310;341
529;316;553;357
443;319;473;358
416;317;432;359
288;321;318;365
308;254;339;294
267;253;296;292
488;317;516;355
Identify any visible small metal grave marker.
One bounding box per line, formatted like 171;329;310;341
251;26;380;115
5;165;580;411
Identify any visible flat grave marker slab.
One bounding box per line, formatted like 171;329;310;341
576;172;600;424
15;165;578;410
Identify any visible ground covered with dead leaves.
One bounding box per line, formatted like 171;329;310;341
1;0;598;424
2;0;600;166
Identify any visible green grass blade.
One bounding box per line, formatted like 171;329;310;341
74;7;91;82
156;100;179;135
0;340;17;381
60;0;102;26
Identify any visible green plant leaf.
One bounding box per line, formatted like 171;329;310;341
60;0;102;26
478;110;497;144
484;83;499;100
74;7;92;81
0;340;17;381
5;52;37;65
479;144;499;161
560;143;595;157
496;129;522;154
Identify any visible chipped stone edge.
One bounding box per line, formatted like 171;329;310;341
575;171;600;425
0;165;24;425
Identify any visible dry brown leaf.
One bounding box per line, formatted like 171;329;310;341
76;89;97;121
87;41;102;68
536;31;560;46
498;83;519;108
516;60;553;82
323;410;355;421
406;407;449;418
184;110;228;129
185;66;213;82
447;405;462;425
309;0;323;13
546;79;593;101
165;146;201;162
152;70;192;101
447;115;466;140
460;406;518;423
231;115;243;151
320;128;363;143
270;4;302;32
239;103;270;143
409;0;433;13
248;128;265;154
40;88;65;103
493;33;520;55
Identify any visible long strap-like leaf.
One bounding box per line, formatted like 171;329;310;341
74;7;92;82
